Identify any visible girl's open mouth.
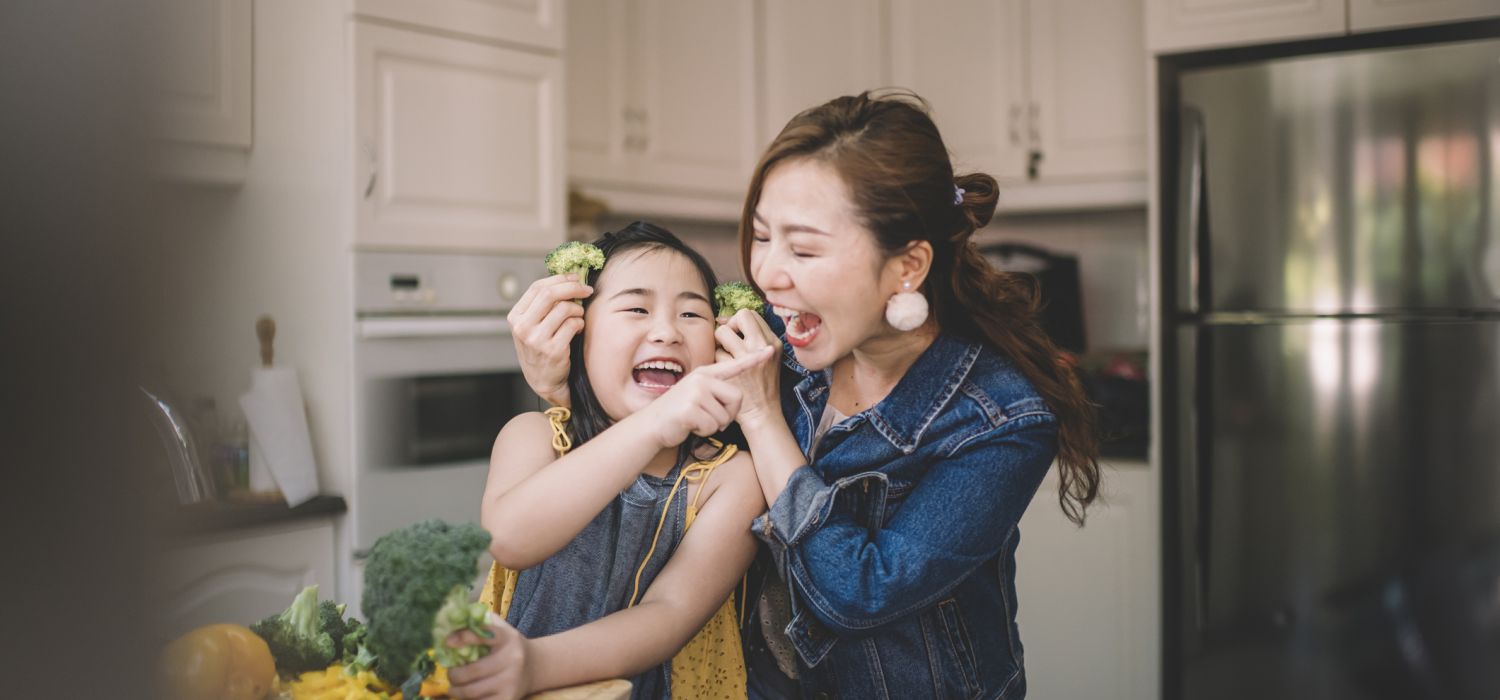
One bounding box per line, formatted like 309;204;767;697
632;359;684;394
774;306;823;348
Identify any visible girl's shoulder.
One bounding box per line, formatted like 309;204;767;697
492;410;566;454
694;446;761;506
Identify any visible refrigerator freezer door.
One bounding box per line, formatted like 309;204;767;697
1177;319;1500;700
1179;39;1500;315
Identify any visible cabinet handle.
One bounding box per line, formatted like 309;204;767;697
363;141;378;199
1028;102;1041;146
638;111;649;152
1027;149;1044;181
1008;103;1022;146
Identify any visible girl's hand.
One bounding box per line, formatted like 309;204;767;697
714;309;783;432
507;274;592;408
640;347;775;449
444;616;533;700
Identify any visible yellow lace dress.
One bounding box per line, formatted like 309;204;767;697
479;407;748;698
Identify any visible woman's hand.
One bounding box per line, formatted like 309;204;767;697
507;274;592;408
638;347;775;450
444;616;534;700
715;309;783;432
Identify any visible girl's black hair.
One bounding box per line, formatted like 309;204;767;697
564;221;726;466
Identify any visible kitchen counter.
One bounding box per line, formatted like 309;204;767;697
164;494;346;538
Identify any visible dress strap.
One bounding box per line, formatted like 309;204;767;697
627;440;738;607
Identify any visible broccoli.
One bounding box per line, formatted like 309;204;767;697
361;519;492;687
250;584;340;675
714;281;765;319
431;584;494;669
544;241;605;287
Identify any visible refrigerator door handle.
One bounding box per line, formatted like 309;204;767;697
1178;106;1207;314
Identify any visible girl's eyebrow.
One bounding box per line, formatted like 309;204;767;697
609;288;710;305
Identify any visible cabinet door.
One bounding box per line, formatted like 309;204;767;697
890;0;1028;181
355;22;565;254
1147;0;1346;53
1349;0;1500;31
1016;464;1159;700
759;0;886;150
566;0;632;187
627;0;760;196
161;521;337;638
355;0;564;52
146;0;253;182
1027;0;1147;180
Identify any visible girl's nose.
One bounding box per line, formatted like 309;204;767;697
647;315;684;344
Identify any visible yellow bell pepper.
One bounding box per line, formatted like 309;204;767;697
419;663;450;697
159;623;277;700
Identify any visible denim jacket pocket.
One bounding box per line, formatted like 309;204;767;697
936;598;982;699
843;471;890;535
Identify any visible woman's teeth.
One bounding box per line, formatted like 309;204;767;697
774;306;822;344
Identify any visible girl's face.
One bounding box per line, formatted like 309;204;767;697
582;247;717;421
749;158;908;371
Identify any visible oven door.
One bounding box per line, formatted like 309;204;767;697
353;315;544;553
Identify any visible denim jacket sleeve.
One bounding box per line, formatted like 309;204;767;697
753;412;1057;635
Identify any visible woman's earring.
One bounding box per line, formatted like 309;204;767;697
885;280;929;331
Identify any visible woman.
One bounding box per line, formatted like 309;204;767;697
507;91;1100;699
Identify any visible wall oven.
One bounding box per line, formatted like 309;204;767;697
352;251;546;556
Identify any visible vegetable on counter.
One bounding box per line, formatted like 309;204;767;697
713;281;765;319
158;623;276;700
544;241;606;290
283;663;399;700
250;584;352;676
361;519;493;693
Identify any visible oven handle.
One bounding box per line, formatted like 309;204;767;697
358;317;512;339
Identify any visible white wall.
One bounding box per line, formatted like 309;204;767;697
151;0;353;498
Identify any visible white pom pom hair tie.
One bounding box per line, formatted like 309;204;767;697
885;280;929;331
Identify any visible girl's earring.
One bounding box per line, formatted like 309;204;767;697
885;280;928;331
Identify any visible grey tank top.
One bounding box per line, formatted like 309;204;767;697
505;460;692;699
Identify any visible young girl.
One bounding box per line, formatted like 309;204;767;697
443;222;774;700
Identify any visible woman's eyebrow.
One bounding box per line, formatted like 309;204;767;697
752;211;828;236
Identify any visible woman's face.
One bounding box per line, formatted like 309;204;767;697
749;158;907;371
582;248;717;421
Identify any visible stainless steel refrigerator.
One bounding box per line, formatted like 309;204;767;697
1165;36;1500;700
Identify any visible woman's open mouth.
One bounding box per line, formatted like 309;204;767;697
773;305;823;348
632;359;684;394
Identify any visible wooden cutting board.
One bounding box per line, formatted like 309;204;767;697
527;679;631;700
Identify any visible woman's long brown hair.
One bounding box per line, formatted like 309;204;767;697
738;90;1101;524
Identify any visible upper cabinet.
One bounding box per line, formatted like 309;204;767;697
1150;0;1500;53
354;21;565;253
355;0;564;52
892;0;1148;210
760;0;886;148
567;0;759;219
571;0;1149;220
147;0;254;183
1349;0;1500;32
1147;0;1345;52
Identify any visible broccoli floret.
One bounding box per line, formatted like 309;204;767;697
339;618;371;668
250;584;339;675
714;281;765;319
320;600;351;652
544;241;605;287
431;584;493;669
361;519;492;686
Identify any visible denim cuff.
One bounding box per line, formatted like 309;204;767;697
752;465;830;570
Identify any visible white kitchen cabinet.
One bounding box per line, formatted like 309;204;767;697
759;0;887;148
355;0;565;52
147;0;253;183
1349;0;1500;31
1147;0;1346;53
355;21;566;254
567;0;759;219
891;0;1148;210
889;0;1030;182
160;519;337;639
1016;462;1159;700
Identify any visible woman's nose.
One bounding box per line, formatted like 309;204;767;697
753;247;792;291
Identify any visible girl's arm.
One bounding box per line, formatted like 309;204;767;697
483;349;775;570
481;409;667;570
450;453;767;698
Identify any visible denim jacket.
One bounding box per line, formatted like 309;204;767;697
750;327;1058;700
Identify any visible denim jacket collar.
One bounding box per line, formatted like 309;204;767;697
790;333;982;455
